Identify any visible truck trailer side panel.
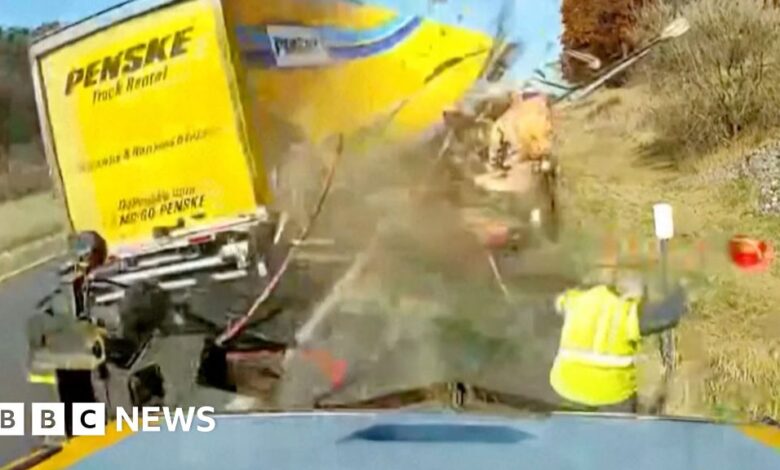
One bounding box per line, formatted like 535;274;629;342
34;0;268;248
223;0;494;153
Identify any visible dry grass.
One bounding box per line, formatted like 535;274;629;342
557;84;780;421
634;0;780;157
0;143;63;254
689;193;780;419
0;192;65;252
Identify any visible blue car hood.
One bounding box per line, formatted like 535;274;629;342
52;411;780;470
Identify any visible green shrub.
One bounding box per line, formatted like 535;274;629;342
635;0;780;155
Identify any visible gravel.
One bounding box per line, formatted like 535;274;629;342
739;142;780;215
679;142;780;215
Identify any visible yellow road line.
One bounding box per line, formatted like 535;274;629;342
32;422;135;470
740;424;780;450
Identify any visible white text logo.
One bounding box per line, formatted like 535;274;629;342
0;403;216;436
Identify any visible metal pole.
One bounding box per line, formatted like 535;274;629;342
653;202;676;382
659;238;675;371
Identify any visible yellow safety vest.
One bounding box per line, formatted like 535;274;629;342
550;285;641;407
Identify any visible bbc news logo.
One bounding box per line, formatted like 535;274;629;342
0;403;216;436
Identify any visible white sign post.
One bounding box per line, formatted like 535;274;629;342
653;203;674;241
653;203;675;372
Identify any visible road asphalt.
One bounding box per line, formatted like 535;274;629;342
0;262;59;466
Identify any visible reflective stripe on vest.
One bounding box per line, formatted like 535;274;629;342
557;348;635;368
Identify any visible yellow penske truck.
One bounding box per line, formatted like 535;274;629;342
24;0;308;427
24;0;503;430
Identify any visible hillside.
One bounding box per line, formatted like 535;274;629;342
555;83;780;419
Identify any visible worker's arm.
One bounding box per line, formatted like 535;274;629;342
554;288;584;316
638;286;688;335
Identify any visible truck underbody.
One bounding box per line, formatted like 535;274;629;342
27;211;336;419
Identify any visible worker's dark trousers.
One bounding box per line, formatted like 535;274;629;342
563;394;639;414
595;395;639;413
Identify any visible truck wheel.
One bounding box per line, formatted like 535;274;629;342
119;281;170;346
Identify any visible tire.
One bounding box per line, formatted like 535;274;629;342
118;281;170;347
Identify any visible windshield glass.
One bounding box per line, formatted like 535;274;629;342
217;0;773;420
275;187;569;410
178;2;774;418
11;5;780;468
256;164;720;414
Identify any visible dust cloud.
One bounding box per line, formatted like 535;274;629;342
267;133;567;410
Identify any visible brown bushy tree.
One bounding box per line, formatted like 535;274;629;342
562;0;645;83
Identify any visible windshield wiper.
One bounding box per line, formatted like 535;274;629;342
314;381;557;415
315;387;436;410
466;385;558;414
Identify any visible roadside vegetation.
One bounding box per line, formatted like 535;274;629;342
562;0;644;83
636;0;780;157
0;25;55;203
0;25;64;254
558;0;780;419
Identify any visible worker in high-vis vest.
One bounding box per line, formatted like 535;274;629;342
550;273;688;412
